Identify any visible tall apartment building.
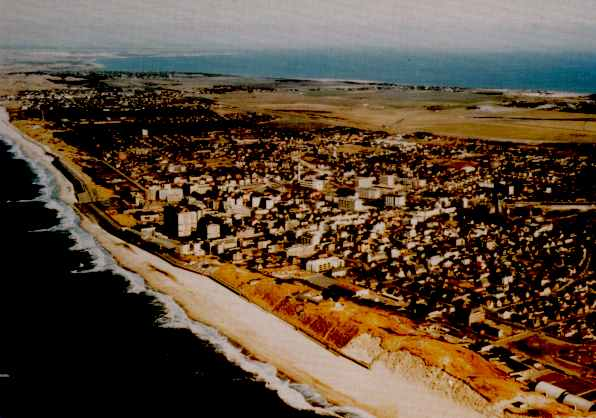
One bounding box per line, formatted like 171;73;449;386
164;207;198;238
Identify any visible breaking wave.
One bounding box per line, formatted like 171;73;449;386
0;130;375;418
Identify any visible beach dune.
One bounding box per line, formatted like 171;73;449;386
79;217;486;418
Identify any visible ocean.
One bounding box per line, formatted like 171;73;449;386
0;136;366;417
98;50;596;93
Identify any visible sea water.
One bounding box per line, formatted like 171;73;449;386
98;49;596;93
0;137;371;418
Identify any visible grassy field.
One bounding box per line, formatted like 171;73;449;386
211;84;596;142
2;71;594;143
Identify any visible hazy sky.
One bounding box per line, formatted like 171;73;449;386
1;0;595;52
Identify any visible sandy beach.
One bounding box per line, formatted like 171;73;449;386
0;107;77;205
81;218;493;418
0;106;495;418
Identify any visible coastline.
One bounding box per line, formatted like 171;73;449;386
0;108;77;205
0;106;493;418
78;218;488;418
93;52;596;97
2;105;585;418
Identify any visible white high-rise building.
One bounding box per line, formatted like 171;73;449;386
379;175;395;187
300;178;325;191
338;195;364;211
306;256;345;273
206;223;221;240
176;211;197;237
385;194;406;208
165;207;198;238
356;176;375;188
356;187;381;200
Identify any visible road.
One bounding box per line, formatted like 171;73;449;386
98;158;147;192
504;201;596;212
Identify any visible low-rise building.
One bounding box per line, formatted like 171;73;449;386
300;178;325;191
306;256;345;273
356;176;375;188
338;195;364;211
206;223;221;240
379;174;395;187
385;194;406;207
356;187;382;200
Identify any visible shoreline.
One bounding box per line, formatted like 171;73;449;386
0;107;368;416
2;49;594;97
95;65;591;98
2;106;584;418
0;106;492;418
75;217;492;418
91;53;593;97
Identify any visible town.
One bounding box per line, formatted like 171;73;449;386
6;72;595;412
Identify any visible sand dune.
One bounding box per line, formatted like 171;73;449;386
79;217;489;418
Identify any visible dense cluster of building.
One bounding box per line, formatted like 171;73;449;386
119;128;595;346
9;78;595;408
11;82;594;345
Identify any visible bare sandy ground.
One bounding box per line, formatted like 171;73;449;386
80;218;486;418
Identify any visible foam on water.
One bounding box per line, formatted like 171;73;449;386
6;197;45;203
0;129;375;418
151;289;375;418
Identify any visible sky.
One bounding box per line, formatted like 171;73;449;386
1;0;596;53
